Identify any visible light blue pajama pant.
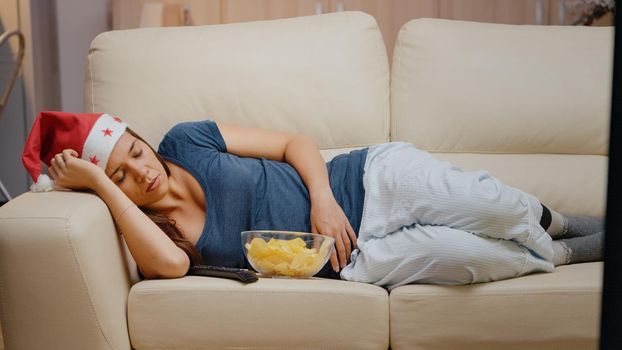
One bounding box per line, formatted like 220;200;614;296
339;142;555;290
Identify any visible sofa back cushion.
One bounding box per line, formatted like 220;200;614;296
391;19;613;215
85;11;390;150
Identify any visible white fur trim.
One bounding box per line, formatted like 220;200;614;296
81;114;128;170
30;174;54;192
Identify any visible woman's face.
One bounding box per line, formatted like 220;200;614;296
105;131;168;206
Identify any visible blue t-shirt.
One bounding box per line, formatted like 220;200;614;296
157;120;368;279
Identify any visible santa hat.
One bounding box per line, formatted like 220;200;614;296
22;111;128;192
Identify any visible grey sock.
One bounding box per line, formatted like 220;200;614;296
561;215;605;239
555;232;604;265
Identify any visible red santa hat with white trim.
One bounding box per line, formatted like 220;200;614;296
22;111;128;192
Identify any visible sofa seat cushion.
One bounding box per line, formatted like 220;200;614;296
128;276;389;349
389;262;602;350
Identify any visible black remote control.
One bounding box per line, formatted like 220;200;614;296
187;265;258;283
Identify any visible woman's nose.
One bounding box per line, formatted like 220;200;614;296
128;162;149;182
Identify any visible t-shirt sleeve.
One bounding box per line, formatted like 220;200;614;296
159;120;227;153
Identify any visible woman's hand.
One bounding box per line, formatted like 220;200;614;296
47;149;106;191
310;188;357;273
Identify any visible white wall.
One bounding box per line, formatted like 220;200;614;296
55;0;111;112
0;0;29;199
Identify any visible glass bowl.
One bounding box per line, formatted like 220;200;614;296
241;230;335;278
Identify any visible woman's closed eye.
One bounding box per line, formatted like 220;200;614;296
114;150;143;184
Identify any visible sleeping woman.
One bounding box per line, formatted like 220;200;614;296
22;111;604;290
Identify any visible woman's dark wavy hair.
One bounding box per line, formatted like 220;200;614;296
125;127;204;266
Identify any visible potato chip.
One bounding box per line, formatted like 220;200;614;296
246;237;330;277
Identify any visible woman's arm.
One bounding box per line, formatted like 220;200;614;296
92;176;190;279
218;123;357;272
49;149;189;279
218;122;328;191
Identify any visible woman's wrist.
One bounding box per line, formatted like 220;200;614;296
309;186;334;202
91;171;114;194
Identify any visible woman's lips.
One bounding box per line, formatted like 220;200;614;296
147;175;160;192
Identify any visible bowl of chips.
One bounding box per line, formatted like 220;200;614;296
241;230;335;278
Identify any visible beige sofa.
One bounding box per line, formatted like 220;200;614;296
0;11;612;350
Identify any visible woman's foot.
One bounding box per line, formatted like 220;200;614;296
560;215;604;239
551;231;604;266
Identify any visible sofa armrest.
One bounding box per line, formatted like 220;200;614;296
0;191;133;350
